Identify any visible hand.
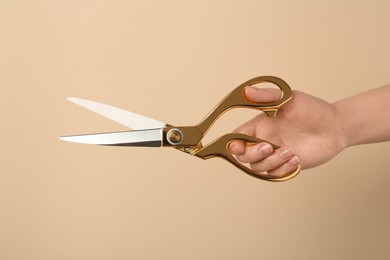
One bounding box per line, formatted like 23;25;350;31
229;86;347;177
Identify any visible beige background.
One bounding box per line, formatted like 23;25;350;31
1;1;390;259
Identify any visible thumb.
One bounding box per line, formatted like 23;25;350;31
244;86;282;103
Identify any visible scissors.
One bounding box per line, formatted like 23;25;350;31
60;76;301;181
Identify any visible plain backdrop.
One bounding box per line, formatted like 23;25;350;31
1;1;389;259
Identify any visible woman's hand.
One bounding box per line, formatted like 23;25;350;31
229;86;347;177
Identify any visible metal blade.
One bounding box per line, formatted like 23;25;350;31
67;97;165;130
60;129;162;147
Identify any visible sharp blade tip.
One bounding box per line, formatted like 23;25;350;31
66;97;81;103
59;136;70;142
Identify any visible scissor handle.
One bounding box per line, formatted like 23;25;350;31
196;76;293;135
194;133;301;182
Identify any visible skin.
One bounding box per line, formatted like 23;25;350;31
229;85;390;177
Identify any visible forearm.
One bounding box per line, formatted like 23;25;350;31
333;85;390;148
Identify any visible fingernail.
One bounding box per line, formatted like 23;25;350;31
280;147;293;159
245;86;255;95
258;143;273;155
286;155;300;168
244;86;258;101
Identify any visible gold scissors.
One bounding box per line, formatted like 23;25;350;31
60;76;301;181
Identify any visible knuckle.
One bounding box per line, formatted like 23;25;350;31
250;156;285;173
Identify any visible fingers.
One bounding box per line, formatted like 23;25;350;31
229;142;300;177
267;155;300;177
229;141;246;155
236;142;273;163
229;86;297;177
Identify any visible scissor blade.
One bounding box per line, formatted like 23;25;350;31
67;97;165;130
60;129;162;147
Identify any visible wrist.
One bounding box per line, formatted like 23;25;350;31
332;100;354;149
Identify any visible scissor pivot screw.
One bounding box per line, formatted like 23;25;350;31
167;129;183;145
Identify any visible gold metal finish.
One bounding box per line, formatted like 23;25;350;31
166;129;183;145
162;126;203;147
196;76;293;135
163;76;301;182
194;134;301;182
